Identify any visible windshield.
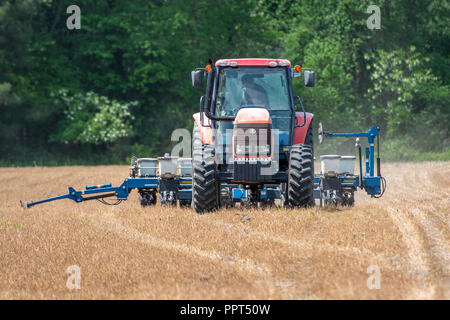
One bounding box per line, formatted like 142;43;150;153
215;67;291;117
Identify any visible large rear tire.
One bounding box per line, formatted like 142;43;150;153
192;125;219;213
287;144;315;207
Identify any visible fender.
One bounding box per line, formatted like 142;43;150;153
293;112;314;144
193;113;213;145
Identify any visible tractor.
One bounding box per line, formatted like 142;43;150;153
190;58;316;213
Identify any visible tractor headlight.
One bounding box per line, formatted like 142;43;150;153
235;144;270;156
256;144;270;155
235;144;249;155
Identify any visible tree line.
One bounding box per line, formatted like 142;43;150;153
0;0;448;165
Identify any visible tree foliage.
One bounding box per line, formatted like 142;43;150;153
53;90;135;144
0;0;448;165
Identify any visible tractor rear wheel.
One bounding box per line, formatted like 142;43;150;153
192;126;219;213
287;144;315;207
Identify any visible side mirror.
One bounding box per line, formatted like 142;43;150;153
191;70;203;88
304;70;315;87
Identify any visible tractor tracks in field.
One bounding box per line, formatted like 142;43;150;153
79;212;271;277
384;166;450;299
80;163;449;299
84;208;420;283
202;218;407;271
387;207;437;299
387;202;450;299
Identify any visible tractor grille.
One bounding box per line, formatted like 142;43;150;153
233;123;272;158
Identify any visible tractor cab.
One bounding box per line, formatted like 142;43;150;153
213;64;293;161
192;59;315;168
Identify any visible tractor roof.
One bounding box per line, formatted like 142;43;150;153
215;58;291;67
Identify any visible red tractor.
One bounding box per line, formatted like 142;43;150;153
191;58;315;213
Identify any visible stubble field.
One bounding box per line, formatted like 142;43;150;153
0;162;449;299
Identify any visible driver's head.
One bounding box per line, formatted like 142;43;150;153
242;75;255;89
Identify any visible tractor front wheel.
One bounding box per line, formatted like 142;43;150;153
192;126;219;213
287;144;315;207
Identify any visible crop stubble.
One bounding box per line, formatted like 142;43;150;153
0;162;448;299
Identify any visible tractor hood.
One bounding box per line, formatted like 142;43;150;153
234;108;272;125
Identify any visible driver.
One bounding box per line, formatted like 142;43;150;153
241;74;269;107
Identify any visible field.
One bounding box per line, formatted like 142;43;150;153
0;162;449;299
